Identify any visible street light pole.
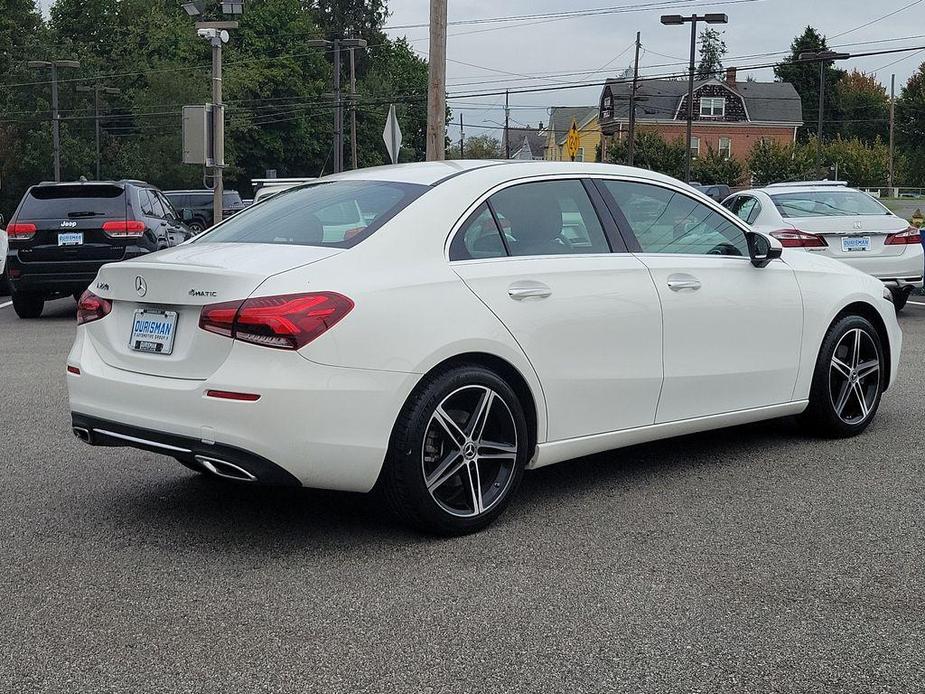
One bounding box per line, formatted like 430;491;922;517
28;59;80;182
660;13;728;184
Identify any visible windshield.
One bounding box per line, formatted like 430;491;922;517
771;191;890;218
19;184;126;219
196;180;426;248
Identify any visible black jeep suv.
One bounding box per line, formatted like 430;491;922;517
5;180;191;318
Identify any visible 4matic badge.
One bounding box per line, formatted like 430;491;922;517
189;289;218;297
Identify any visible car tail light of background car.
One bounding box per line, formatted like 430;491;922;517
770;229;828;248
6;222;37;239
102;220;145;238
76;290;113;326
199;292;354;350
884;226;922;245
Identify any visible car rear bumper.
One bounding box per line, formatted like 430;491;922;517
811;245;925;288
7;249;150;294
66;330;419;492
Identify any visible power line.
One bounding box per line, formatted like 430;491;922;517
829;0;924;40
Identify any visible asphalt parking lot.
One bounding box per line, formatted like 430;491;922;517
2;296;924;693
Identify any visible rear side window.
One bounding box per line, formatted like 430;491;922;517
487;180;610;256
197;180;426;248
18;184;126;219
771;191;890;217
222;191;243;207
602;180;748;256
450;204;506;260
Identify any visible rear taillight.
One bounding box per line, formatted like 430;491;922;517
102;220;145;238
76;290;112;326
770;229;828;248
6;222;37;239
885;226;922;245
199;292;354;350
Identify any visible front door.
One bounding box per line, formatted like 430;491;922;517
598;178;803;423
449;178;664;441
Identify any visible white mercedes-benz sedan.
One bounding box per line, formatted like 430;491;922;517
723;182;923;310
68;161;902;534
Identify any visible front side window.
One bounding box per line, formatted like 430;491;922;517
197;180;426;248
487;180;610;256
718;136;732;159
449;204;506;261
771;190;891;218
601;180;748;256
700;97;725;117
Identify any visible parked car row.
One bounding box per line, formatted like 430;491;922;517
163;189;245;232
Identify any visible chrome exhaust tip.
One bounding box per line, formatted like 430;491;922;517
72;426;92;444
195;455;258;482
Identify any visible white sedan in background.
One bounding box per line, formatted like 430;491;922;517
723;182;923;310
68;162;900;535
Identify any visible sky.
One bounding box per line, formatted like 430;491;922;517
383;0;925;142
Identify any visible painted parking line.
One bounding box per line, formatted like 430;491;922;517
0;301;11;309
907;300;925;308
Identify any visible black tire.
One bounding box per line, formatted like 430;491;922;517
12;291;44;319
800;314;884;438
381;364;529;535
890;287;911;312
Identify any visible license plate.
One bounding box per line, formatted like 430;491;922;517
58;232;83;246
842;236;870;252
130;309;178;355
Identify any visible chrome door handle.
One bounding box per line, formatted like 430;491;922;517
508;283;552;300
667;276;702;292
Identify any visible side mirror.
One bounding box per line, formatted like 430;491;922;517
182;209;193;222
746;231;782;268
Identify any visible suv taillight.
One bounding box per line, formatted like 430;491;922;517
76;290;112;326
199;292;354;350
6;222;37;239
770;229;828;248
102;220;145;238
885;226;921;245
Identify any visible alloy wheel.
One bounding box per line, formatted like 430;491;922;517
828;328;880;425
422;385;518;518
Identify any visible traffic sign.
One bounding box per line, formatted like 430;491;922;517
566;119;581;161
383;104;402;165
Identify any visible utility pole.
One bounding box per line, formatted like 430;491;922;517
889;73;896;191
211;32;225;225
28;59;80;182
627;32;642;167
426;0;447;160
799;49;850;177
76;83;120;180
333;38;342;173
349;47;358;170
459;113;464;158
504;90;511;159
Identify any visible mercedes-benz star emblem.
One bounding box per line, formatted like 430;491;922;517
135;276;147;297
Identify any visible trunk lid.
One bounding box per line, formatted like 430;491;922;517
86;243;342;379
785;215;911;259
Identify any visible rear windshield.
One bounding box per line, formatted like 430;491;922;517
19;184;126;219
771;191;890;218
196;180;426;248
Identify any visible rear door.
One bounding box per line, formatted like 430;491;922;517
10;184;132;265
449;177;663;442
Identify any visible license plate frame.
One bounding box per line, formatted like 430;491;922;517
58;232;84;246
841;235;871;253
129;309;178;355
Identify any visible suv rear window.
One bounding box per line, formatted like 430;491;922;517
19;184;126;219
197;180;426;248
771;190;890;217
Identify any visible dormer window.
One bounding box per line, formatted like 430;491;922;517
700;97;725;117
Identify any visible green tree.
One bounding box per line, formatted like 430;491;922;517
692;145;743;186
746;138;798;187
895;62;925;186
608;131;687;180
696;28;726;80
447;133;501;160
834;70;889;144
774;26;845;142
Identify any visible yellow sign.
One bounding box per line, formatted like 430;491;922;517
566;120;581;160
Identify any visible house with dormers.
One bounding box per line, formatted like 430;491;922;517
598;68;803;164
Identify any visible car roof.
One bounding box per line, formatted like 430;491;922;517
323;160;691;188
